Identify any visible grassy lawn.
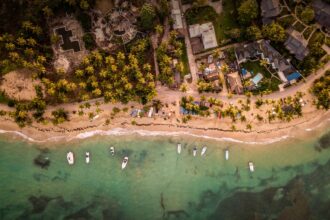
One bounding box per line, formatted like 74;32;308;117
179;38;190;76
293;21;305;33
277;15;296;29
303;26;314;40
241;61;281;94
214;0;240;46
184;0;240;46
241;61;271;78
185;6;218;25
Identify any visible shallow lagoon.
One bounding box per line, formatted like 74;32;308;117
0;127;330;220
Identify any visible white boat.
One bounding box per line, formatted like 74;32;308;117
85;152;90;164
110;146;115;156
67;152;74;165
201;146;207;156
193;147;197;157
177;144;181;154
248;161;255;172
225;149;229;160
122;156;128;170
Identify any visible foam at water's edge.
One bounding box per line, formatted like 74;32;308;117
1;128;289;145
1;117;329;144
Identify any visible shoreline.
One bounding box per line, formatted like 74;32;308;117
0;109;329;145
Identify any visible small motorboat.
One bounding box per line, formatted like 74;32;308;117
85;152;90;164
201;146;207;156
248;161;255;172
122;156;128;170
193;147;197;157
177;143;181;154
225;149;229;160
110;146;115;156
67;151;74;165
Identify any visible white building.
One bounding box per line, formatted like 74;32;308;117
171;0;183;29
189;22;218;50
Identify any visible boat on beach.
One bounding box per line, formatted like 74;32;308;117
248;161;255;172
193;147;197;157
67;151;74;165
110;146;115;156
177;144;181;154
201;146;207;156
225;149;229;160
122;156;128;170
85;152;90;164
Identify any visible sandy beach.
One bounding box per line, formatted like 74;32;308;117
0;99;329;144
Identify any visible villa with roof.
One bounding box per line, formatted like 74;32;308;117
189;22;218;54
261;0;280;24
284;29;309;61
235;40;296;83
312;0;330;33
171;0;183;30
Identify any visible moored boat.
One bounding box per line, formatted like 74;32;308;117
225;149;229;160
67;151;74;165
248;161;255;172
201;146;207;156
110;146;115;156
85;152;90;164
122;156;128;170
177;144;181;154
193;147;197;157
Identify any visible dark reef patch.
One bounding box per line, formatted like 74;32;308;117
207;160;330;220
28;195;53;214
33;154;50;169
315;132;330;151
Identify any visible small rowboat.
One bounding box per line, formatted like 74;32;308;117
177;144;181;154
67;151;74;165
85;152;90;164
225;149;229;160
248;161;255;172
201;146;207;156
122;157;128;170
193;147;197;157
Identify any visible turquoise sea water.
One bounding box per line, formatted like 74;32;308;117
0;126;330;220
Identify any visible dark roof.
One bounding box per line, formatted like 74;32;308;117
55;27;81;52
235;40;296;75
261;0;280;24
284;29;309;61
313;0;330;29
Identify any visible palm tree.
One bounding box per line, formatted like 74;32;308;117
260;59;269;68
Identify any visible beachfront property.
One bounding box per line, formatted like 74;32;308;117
226;71;244;94
260;0;280;24
170;0;183;30
312;0;330;33
189;22;218;54
235;40;297;83
284;29;310;61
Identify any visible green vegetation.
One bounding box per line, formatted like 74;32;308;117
241;61;281;94
277;15;295;29
237;0;258;25
139;3;156;31
157;31;185;85
185;6;217;25
262;22;287;43
303;27;315;40
311;71;330;110
293;21;305;33
296;5;315;25
52;108;69;125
